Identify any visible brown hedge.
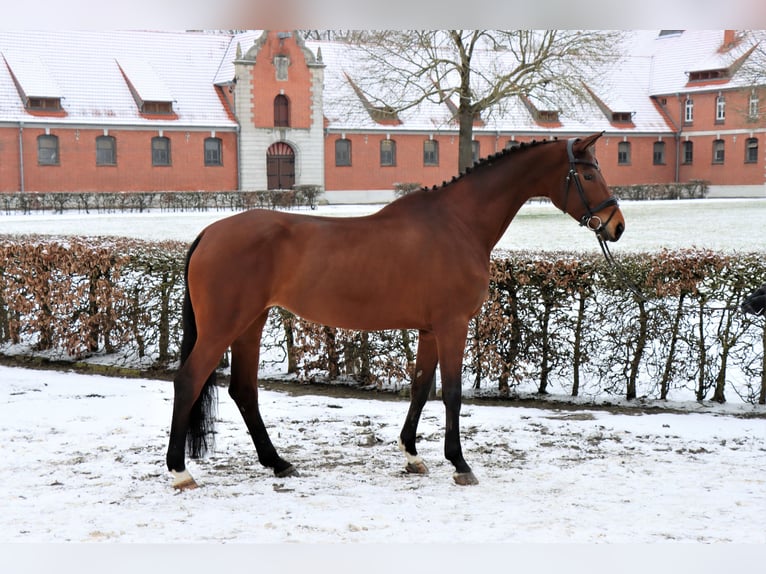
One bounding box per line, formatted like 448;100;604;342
0;235;763;404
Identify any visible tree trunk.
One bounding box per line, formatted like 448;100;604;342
538;302;552;395
660;294;685;400
457;104;474;173
571;293;586;397
278;308;297;374
760;321;766;405
627;299;647;400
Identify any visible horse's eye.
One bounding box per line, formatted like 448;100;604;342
584;174;594;181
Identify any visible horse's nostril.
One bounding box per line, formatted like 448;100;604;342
614;222;625;241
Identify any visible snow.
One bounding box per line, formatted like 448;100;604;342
1;364;764;548
2;198;764;253
2;199;765;569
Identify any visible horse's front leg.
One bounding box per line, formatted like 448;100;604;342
436;324;479;486
399;330;438;475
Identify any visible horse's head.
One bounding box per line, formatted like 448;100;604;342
551;132;624;242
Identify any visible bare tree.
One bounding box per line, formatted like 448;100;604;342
342;30;624;172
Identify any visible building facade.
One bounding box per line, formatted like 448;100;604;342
0;30;763;202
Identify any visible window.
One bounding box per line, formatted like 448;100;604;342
471;140;480;164
204;137;222;166
745;138;758;163
684;97;694;123
38;134;59;165
96;135;116;166
28;97;62;111
423;139;439;166
617;141;631;165
682;141;694;164
152;136;171;166
715;95;726;123
142;101;173;114
274;94;289;127
712;139;725;164
749;92;760;119
335;138;351;166
653;141;666;165
380;139;396;166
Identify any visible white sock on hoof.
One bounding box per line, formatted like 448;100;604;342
171;469;196;488
397;437;424;465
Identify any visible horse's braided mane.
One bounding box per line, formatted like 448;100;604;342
421;137;556;192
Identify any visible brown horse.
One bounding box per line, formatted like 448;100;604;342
166;131;625;490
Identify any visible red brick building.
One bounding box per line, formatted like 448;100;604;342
0;30;763;202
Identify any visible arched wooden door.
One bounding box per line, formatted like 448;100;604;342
266;142;295;190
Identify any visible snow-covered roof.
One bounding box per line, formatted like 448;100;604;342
0;30;761;134
0;30;238;128
2;53;62;99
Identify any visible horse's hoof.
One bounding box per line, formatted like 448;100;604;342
405;460;429;475
275;464;299;478
171;469;199;491
453;471;479;486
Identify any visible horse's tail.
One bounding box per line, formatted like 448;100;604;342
180;233;218;459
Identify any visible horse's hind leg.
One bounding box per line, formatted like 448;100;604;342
229;311;296;478
167;342;229;490
398;330;438;475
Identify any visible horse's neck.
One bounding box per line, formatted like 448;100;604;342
448;150;551;255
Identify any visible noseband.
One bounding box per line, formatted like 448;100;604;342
563;137;619;235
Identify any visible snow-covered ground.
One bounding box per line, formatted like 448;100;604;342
1;364;763;547
2;197;765;253
2;199;765;567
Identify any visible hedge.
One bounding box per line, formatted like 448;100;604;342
0;235;763;404
0;188;323;214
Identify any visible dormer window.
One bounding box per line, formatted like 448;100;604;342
520;94;560;124
141;101;173;114
3;53;65;115
612;112;632;123
689;69;727;82
117;58;175;117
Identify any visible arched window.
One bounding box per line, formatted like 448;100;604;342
712;139;725;164
274;94;289;127
653;141;666;165
423;139;439;166
745;138;758;163
204;137;222;166
37;134;59;165
617;141;631;165
96;135;116;166
380;139;396;166
682;141;694;164
152;136;171;166
335;138;351;166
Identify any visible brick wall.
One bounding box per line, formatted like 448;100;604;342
0;126;238;193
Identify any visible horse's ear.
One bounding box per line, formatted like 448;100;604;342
573;131;604;154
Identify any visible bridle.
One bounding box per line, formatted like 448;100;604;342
563;137;647;302
563;137;619;235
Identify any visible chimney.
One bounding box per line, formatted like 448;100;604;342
722;30;737;50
